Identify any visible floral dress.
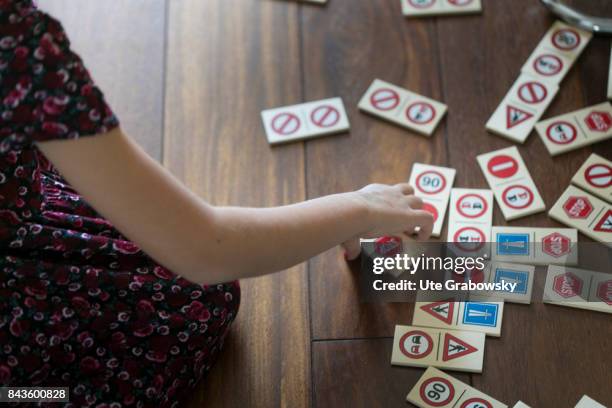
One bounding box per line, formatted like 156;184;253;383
0;1;240;407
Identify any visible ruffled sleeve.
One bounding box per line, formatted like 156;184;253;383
0;0;119;152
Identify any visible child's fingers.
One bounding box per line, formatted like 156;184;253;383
395;183;414;195
341;237;361;261
405;195;423;209
410;210;434;240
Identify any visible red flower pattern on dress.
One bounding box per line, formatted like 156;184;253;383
0;1;240;407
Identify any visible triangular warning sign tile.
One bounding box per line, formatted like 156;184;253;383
442;333;479;362
594;210;612;233
420;301;454;325
506;105;534;129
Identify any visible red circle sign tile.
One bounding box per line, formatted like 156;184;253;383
584;164;612;188
552;28;581;51
370;88;400;111
546;121;577;145
448;0;473;5
271;112;301;136
409;0;436;9
533;54;563;76
456;193;488;219
422;203;439;222
416;171;446;195
399;330;433;359
502;185;534;210
406;102;436;125
453;227;485;252
460;398;493;408
419;377;455;407
487;155;518;179
517;81;548;104
310;105;340;128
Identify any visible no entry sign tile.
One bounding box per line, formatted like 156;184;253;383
571;153;612;204
549;185;612;247
535;102;612;156
477;146;546;221
261;97;350;145
358;79;447;136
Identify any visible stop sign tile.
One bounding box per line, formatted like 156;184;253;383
596;280;612;306
562;196;593;219
542;232;572;258
552;272;584;299
536;102;612;156
545;266;612;313
584;111;612;133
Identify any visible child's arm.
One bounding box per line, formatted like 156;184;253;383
37;128;433;284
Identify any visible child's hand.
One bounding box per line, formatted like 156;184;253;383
342;183;434;260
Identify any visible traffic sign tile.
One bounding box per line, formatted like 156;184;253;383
358;79;447;136
406;367;508;408
391;325;485;373
571;153;612;203
543;265;612;314
261;97;349;145
491;226;578;265
535;102;612;156
549;185;612;246
408;163;456;237
477;146;546;220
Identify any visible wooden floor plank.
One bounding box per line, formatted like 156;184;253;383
437;2;612;406
164;1;310;407
39;0;166;160
302;0;449;340
312;338;471;408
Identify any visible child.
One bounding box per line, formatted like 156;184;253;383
0;1;433;406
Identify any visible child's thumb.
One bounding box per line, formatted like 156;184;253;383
341;237;362;261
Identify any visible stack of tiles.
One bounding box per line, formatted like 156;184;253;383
491;226;578;266
549;185;612;246
446;188;493;256
407;367;507;408
358;79;447;136
487;21;591;143
412;298;504;337
535;102;612;156
477;146;545;220
571;154;612;202
261;97;349;145
401;0;482;17
543;265;611;314
408;163;456;237
391;325;485;373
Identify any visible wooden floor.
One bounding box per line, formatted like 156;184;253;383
42;1;611;407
